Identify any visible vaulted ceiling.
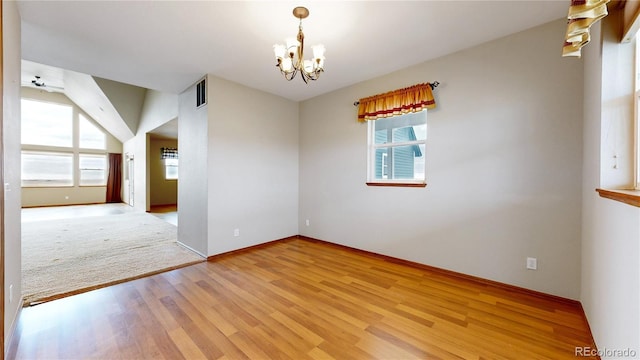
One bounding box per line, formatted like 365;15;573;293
17;1;569;102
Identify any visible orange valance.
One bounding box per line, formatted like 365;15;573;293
357;83;436;122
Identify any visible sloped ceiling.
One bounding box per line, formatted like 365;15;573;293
93;76;146;135
21;60;145;143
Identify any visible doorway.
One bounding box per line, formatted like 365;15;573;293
126;153;134;206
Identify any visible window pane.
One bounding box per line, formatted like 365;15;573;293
79;114;106;149
375;129;388;144
22;152;73;187
373;144;425;180
165;158;178;180
166;165;178;180
80;154;107;186
21;99;73;147
392;124;427;143
374;111;426;143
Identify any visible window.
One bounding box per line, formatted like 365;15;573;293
367;111;426;185
21;99;73;147
165;158;178;180
79;114;106;149
21;151;73;187
21;97;110;188
79;154;107;186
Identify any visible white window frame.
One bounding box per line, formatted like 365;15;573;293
366;111;427;185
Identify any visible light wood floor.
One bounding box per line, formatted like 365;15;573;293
8;238;596;359
150;204;178;226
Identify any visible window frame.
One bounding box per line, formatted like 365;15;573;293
164;158;179;181
21;150;74;188
20;96;111;188
20;98;73;148
78;153;108;187
366;111;427;187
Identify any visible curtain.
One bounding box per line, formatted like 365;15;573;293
161;147;178;159
357;83;436;122
562;0;610;57
106;153;122;203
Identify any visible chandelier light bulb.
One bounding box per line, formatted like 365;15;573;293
312;44;325;60
273;44;286;59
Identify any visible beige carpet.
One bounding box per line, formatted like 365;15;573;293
22;212;204;305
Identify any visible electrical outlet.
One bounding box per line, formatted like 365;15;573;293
234;229;240;237
526;257;537;270
305;219;310;226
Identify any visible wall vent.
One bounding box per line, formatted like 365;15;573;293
196;78;206;108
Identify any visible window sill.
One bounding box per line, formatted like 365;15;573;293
366;182;427;188
596;188;640;208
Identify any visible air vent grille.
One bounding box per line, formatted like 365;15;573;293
196;79;206;108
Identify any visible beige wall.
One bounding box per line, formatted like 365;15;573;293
20;88;123;207
150;138;178;206
3;0;22;350
206;75;299;256
581;11;640;354
178;75;299;258
122;89;178;212
299;19;584;299
178;78;208;256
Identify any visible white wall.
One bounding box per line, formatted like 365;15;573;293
150;138;178;206
207;75;299;256
178;78;208;256
20;88;123;207
299;19;584;299
3;0;22;350
581;12;640;357
123;89;178;211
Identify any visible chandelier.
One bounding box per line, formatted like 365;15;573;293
273;6;325;83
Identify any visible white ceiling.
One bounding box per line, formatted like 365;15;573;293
17;1;568;102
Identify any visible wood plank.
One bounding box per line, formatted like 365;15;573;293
9;237;598;359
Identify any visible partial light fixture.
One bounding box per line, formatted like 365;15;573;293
273;6;325;83
31;75;45;87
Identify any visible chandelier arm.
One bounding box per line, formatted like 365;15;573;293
283;68;298;81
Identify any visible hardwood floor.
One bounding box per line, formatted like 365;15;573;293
8;237;597;359
150;204;178;226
